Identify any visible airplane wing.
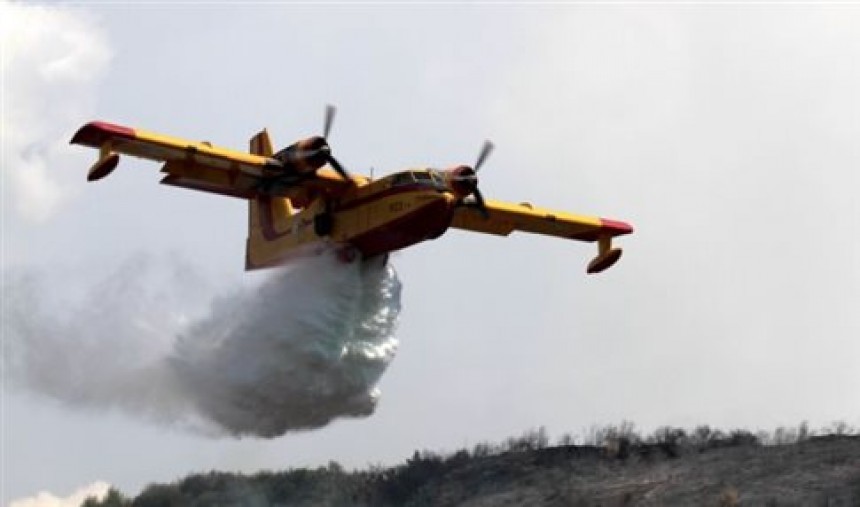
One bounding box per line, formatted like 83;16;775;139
450;199;633;273
70;121;352;200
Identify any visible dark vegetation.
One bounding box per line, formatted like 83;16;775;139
85;423;860;506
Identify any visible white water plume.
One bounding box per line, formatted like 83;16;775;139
6;250;401;437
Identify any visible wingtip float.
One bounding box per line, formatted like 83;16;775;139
71;110;633;275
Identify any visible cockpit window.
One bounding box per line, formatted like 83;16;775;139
429;170;446;184
391;173;415;186
390;170;447;189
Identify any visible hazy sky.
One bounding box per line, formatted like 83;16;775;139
3;1;860;503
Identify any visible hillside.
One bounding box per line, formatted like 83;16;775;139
85;428;860;506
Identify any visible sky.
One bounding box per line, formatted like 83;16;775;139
3;1;860;503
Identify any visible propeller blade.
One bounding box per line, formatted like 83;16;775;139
472;187;489;219
327;154;351;181
323;104;336;139
474;140;494;172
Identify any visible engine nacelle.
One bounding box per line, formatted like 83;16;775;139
273;137;330;174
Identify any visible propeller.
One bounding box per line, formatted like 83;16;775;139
323;104;336;139
471;140;494;217
450;140;494;219
320;104;351;181
470;186;489;219
270;104;351;182
474;140;494;172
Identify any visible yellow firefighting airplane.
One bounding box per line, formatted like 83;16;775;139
71;107;633;273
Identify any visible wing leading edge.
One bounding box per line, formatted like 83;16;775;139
451;199;633;274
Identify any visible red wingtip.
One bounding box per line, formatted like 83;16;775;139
70;121;135;147
600;218;634;236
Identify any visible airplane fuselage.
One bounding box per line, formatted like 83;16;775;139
337;176;456;257
246;168;461;268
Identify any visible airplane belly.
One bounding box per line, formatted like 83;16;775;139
345;191;455;257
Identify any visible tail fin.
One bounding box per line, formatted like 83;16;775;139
249;129;274;157
247;129;295;269
247;196;297;270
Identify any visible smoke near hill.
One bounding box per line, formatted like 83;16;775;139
6;249;401;437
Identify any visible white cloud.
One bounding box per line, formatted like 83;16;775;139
1;0;111;222
9;481;110;507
